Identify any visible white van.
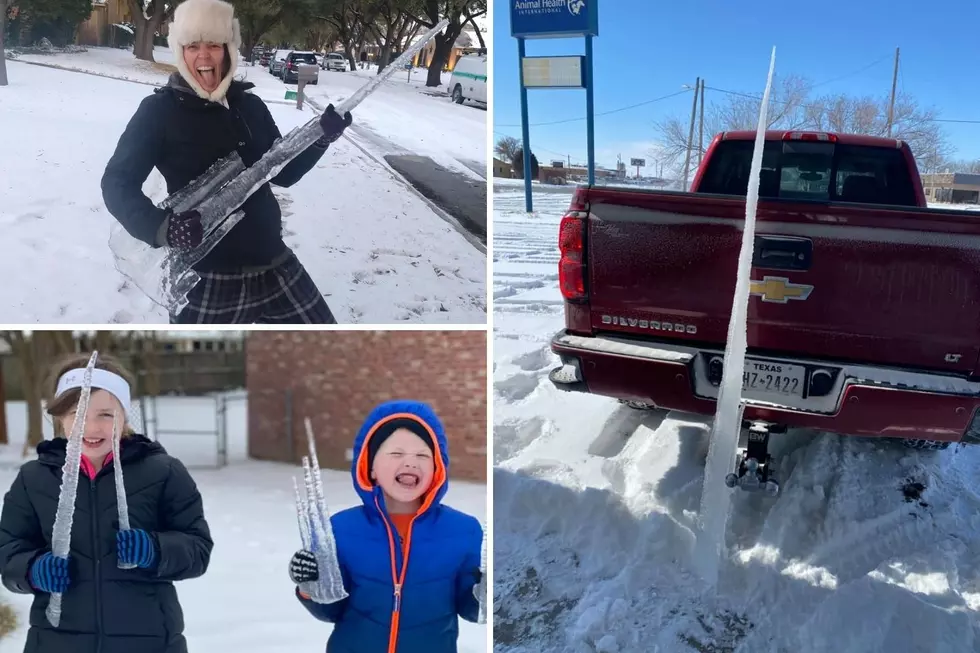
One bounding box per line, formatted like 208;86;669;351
449;54;487;106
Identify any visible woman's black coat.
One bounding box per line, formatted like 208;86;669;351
0;435;213;653
101;73;328;272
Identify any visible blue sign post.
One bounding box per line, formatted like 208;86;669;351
510;0;599;213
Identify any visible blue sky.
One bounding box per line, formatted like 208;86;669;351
492;0;980;170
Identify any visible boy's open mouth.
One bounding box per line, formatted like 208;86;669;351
82;437;106;448
395;473;420;489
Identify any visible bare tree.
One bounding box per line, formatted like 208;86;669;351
128;0;183;62
655;75;811;169
494;135;520;163
367;0;419;72
461;3;483;50
406;0;485;87
0;0;15;86
656;77;952;175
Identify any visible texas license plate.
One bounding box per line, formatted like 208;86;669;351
742;359;805;398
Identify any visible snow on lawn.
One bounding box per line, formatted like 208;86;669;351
492;185;980;653
0;51;485;324
0;397;488;653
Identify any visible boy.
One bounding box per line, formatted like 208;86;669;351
288;400;484;653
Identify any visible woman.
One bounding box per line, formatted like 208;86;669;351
101;0;352;324
0;354;213;653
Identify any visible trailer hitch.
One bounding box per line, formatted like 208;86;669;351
725;421;781;495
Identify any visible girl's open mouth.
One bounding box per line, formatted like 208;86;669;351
82;437;106;448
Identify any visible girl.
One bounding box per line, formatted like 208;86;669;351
0;354;213;653
287;400;484;653
101;0;352;324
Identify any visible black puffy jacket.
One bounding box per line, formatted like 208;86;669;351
0;435;213;653
102;73;328;272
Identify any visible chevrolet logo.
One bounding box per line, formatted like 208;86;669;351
749;276;813;303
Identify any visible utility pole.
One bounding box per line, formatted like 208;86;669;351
681;76;700;192
698;79;706;168
886;47;900;137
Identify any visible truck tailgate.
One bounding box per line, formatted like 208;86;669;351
585;188;980;374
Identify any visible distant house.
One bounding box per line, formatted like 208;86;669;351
76;0;133;47
921;172;980;204
493;158;513;178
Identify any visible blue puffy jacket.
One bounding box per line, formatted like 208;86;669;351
296;400;483;653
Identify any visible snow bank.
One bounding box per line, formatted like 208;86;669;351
492;185;980;653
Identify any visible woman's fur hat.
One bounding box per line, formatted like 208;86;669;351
167;0;241;102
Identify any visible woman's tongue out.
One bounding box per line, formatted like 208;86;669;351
196;65;217;90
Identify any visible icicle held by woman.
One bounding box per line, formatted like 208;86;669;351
0;353;214;653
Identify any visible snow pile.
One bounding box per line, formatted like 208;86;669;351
0;49;485;323
492;185;980;653
0;398;487;652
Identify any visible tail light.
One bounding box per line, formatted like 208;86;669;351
558;190;588;302
782;131;838;143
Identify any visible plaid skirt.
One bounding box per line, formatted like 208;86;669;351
170;252;336;324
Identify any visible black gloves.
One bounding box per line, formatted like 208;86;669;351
316;104;352;147
165;209;204;249
289;549;319;584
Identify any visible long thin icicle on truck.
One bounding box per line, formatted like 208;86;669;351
108;19;452;315
694;47;778;588
46;351;99;627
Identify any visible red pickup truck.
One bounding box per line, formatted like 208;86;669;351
549;130;980;490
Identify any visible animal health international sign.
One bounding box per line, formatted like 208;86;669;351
511;0;599;39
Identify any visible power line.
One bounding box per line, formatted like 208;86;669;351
703;84;980;124
496;89;693;128
808;53;893;89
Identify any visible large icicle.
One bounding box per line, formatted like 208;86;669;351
46;352;99;627
476;524;487;624
292;419;347;604
112;410;136;570
108;19;451;314
694;47;777;588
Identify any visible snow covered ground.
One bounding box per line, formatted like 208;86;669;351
492;185;980;653
0;395;488;652
0;47;485;323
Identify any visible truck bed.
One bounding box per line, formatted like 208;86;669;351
581;186;980;375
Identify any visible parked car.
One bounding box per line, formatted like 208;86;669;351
269;50;289;77
449;54;487;106
321;52;347;72
258;49;272;67
283;51;319;84
548;130;980;494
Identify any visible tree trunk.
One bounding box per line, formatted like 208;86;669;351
0;357;8;445
0;2;9;87
425;34;453;87
376;22;395;73
133;19;156;62
11;333;42;454
465;15;485;50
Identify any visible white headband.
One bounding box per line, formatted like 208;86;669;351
55;368;132;413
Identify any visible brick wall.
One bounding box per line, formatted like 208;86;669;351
246;331;486;481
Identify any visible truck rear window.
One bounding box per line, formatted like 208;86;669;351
696;139;918;207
